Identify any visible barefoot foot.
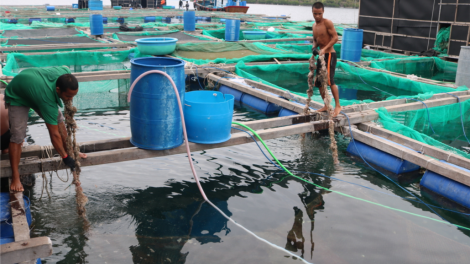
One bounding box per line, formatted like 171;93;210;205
10;177;24;192
79;152;87;159
315;106;328;112
332;106;342;118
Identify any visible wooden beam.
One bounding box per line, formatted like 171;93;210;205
350;128;470;186
357;122;470;171
8;192;36;264
0;237;52;264
0;43;132;52
0;120;330;177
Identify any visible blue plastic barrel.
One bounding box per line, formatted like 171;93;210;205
184;91;234;144
162;17;172;23
29;18;41;25
144;16;156;23
90;14;103;35
72;3;78;8
278;108;298;117
1;193;32;238
219;85;244;102
225;19;240;42
341;28;363;62
7;19;18;24
241;93;281;115
102;17;108;24
66;18;75;23
46;6;55;11
184;11;196;31
421;161;470;209
129;57;186;150
117;17;125;24
347;139;420;174
89;0;103;10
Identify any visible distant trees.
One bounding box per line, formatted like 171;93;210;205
245;0;359;8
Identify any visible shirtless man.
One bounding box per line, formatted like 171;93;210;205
312;2;341;117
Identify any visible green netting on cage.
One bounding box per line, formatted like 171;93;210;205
0;22;34;30
234;61;467;107
433;26;450;55
275;44;408;61
376;102;470;159
370;57;458;82
202;28;308;43
0;34;107;48
173;42;310;65
112;30;214;43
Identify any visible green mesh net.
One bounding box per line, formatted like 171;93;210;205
234;61;467;107
173;42;311;65
433;26;450;55
112;30;214;43
376;101;470;159
370;57;458;82
202;28;308;43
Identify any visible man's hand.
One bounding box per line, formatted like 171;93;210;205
63;155;76;171
319;49;326;56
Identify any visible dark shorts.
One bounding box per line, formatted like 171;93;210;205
315;52;337;87
1;129;10;151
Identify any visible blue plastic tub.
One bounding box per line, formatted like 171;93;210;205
90;14;103;36
129;57;186;150
117;17;125;24
72;3;78;8
113;6;122;10
347;138;420;174
135;37;178;55
29;18;41;25
144;16;156;23
66;18;75;23
46;6;55;11
184;11;196;31
241;93;281;115
220;19;226;23
89;0;103;10
184;91;234;144
1;192;32;238
341;28;363;62
219;85;244;102
421;161;470;209
225;19;240;41
243;31;266;40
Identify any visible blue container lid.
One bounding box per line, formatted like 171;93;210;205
135;37;178;46
131;57;185;68
344;28;363;32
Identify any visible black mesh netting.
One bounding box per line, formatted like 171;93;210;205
116;32;209;42
103;27;156;33
6;36;101;46
1;28;80;38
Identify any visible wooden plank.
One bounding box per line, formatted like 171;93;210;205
357;122;470;171
350;128;470;186
9;192;30;242
0;121;330;177
0;237;52;264
0;48;132;60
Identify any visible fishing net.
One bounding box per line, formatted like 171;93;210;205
112;30;213;42
1;35;103;46
234;61;467;107
173;42;311;65
1;27;81;38
275;44;408;61
376;101;470;159
370;57;458;82
433;26;450;55
202;28;308;43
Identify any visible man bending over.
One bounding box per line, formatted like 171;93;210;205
4;66;87;192
312;1;341;117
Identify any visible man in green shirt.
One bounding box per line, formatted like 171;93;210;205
4;66;87;192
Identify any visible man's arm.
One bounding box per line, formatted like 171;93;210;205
45;123;68;158
312;24;318;50
320;19;339;55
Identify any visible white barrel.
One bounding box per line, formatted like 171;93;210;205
456;46;470;88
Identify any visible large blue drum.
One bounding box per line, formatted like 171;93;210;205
341;28;363;62
90;14;103;35
129;57;186;150
184;11;196;31
225;19;240;42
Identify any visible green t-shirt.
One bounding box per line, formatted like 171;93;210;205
5;66;71;125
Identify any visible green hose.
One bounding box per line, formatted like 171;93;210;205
0;80;8;86
231;121;470;231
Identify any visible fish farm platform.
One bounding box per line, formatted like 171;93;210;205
0;5;469;264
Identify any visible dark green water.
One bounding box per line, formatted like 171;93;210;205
20;90;470;264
